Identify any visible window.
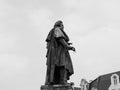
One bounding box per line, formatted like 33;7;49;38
111;74;119;86
113;76;118;85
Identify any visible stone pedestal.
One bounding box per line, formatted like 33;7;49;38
41;85;73;90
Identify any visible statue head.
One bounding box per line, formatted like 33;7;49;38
54;20;64;30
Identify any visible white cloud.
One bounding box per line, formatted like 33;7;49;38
29;9;53;26
61;0;120;28
29;8;54;40
0;53;30;90
61;0;80;9
63;13;95;37
0;33;17;52
74;27;120;86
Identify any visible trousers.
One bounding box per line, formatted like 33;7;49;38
54;66;67;84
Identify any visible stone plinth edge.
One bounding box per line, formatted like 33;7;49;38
41;84;73;90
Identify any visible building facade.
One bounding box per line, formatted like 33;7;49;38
89;71;120;90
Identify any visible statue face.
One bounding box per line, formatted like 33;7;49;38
60;23;64;30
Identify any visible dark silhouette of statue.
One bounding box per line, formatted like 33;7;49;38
45;20;75;85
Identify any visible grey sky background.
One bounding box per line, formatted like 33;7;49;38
0;0;120;90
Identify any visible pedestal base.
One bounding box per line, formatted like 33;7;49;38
41;85;73;90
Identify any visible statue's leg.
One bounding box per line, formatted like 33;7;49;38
45;65;55;85
59;66;67;84
54;66;60;84
49;65;55;85
45;66;50;85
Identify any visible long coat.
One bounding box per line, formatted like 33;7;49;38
45;27;74;84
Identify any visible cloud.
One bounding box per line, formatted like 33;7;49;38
61;0;80;9
63;13;95;37
28;8;54;39
29;8;53;26
61;0;120;33
0;33;17;52
0;53;30;90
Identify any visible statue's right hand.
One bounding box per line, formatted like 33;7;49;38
71;47;76;52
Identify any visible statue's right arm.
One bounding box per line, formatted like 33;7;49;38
54;27;75;51
58;38;74;51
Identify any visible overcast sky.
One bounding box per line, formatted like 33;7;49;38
0;0;120;90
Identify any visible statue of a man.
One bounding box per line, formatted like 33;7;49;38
45;20;75;85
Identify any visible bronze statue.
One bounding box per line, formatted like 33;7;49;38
45;20;75;85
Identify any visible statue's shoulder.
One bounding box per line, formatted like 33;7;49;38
46;28;55;42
